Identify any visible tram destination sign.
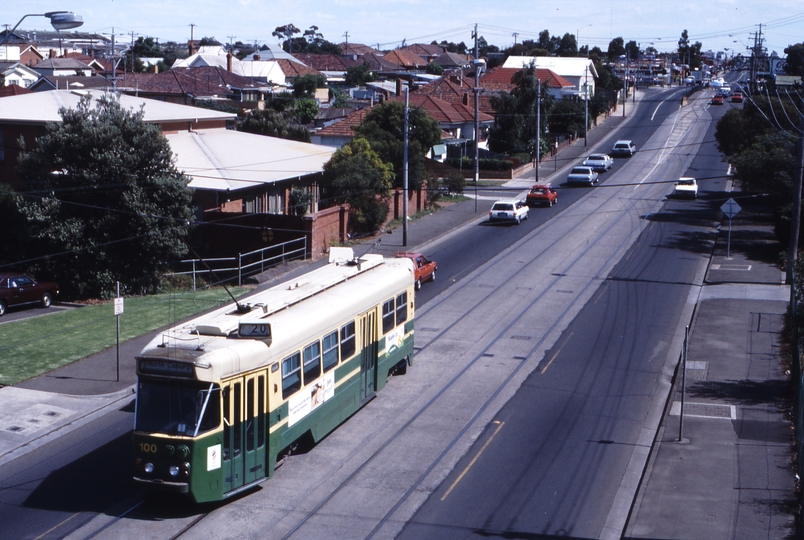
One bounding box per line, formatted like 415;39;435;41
139;358;195;377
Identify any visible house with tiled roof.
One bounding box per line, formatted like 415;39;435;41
30;75;112;92
292;54;358;72
502;56;598;98
481;67;577;100
414;75;494;115
431;52;473;70
32;57;93;77
62;52;111;75
383;49;428;70
115;66;265;105
358;53;402;73
400;43;444;62
310;106;371;147
339;43;380;57
393;93;492;143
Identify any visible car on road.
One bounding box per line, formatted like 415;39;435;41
731;91;743;103
673;177;698;199
0;273;59;316
526;184;558;207
582;153;613;172
711;94;724;105
396;252;437;290
611;140;636;157
567;166;599;185
489;199;529;224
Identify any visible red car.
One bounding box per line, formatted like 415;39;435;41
711;94;724;106
526;184;558;207
731;91;743;103
396;252;437;290
0;273;59;316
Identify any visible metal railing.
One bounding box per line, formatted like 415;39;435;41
169;237;307;291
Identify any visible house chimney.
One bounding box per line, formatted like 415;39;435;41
49;49;56;59
152;64;158;74
188;40;195;56
253;54;260;61
395;78;402;96
227;50;233;72
462;92;468;106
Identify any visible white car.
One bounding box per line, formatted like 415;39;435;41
567;166;599;185
582;153;613;172
489;199;529;224
673;177;698;199
611;140;636;157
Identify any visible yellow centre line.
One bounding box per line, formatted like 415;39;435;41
440;421;505;501
34;512;79;540
540;331;573;373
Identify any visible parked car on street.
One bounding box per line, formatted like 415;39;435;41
395;252;437;290
567;166;599;185
0;273;59;316
489;199;529;224
673;177;698;199
611;140;636;157
582;153;613;172
526;184;558;207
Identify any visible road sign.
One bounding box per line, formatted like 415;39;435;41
114;297;124;315
721;198;741;219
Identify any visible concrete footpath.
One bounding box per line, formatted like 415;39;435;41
0;89;798;538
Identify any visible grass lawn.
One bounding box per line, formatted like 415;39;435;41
0;286;252;386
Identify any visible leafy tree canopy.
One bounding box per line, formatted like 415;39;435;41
556;33;578;57
352;101;442;191
607;37;626;61
293;73;327;98
488;62;555;158
237;106;311;142
322;138;394;231
15;95;194;298
784;43;804;76
345;62;375;86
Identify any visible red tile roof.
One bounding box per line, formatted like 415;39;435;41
275;59;324;79
292;54;359;71
383;49;427;69
481;67;574;91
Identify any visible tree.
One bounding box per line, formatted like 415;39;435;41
488;62;555;158
352;101;442;191
426;62;444;75
272;24;300;53
15;95;194;298
294;99;319;125
556;33;578;57
322;138;394;232
126;36;163;73
625;40;640;61
293;73;327;98
345;62;375;86
784;43;804;76
236;107;310;142
607;37;626;61
677;29;703;69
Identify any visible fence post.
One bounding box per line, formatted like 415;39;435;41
238;253;243;286
192;259;197;292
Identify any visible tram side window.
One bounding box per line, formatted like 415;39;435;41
340;321;356;359
322;330;339;372
382;298;395;334
396;291;407;325
303;340;322;384
282;352;302;399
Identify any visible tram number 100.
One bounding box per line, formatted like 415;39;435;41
139;442;158;453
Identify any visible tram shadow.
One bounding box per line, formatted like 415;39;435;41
24;432;138;513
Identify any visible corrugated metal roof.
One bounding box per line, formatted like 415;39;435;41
169;130;336;192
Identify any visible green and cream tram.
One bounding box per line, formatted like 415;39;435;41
133;249;415;503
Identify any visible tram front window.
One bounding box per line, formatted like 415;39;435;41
136;379;221;436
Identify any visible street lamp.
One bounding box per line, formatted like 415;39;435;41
0;11;83;48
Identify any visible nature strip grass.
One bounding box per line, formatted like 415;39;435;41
0;286;251;386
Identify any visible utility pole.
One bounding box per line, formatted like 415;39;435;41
473;23;481;212
403;87;409;246
584;66;589;147
227;35;236;49
786;87;804;283
512;32;518;46
535;78;541;182
343;30;349;53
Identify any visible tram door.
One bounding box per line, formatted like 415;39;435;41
359;309;377;403
222;380;244;493
243;374;266;484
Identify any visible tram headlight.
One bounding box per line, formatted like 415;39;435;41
143;462;154;474
169;465;180;477
181;462;191;478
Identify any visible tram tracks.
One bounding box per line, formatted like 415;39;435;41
76;91;713;540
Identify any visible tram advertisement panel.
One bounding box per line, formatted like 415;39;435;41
288;371;335;427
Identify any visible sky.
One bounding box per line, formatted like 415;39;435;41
7;1;804;57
